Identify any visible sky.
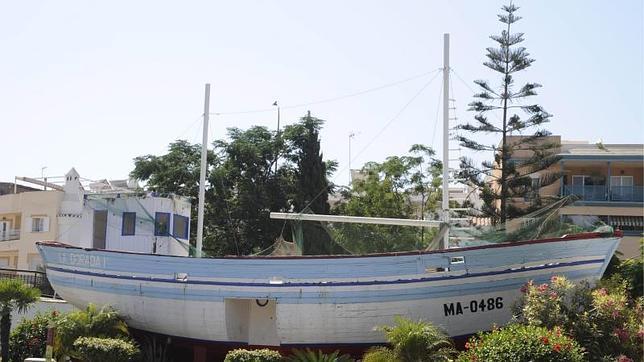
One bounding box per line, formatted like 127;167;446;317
1;1;642;186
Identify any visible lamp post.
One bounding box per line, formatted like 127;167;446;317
273;101;280;174
348;132;356;184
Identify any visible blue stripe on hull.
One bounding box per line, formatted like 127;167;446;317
46;261;601;304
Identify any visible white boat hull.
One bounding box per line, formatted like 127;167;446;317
38;232;620;347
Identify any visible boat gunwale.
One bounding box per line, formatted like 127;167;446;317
35;230;622;260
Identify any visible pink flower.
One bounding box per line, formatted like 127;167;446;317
596;288;607;296
553;343;561;352
614;328;629;342
538;283;548;292
611;310;620;319
617;355;633;362
520;285;528;293
550;276;559;282
549;291;558;300
541;336;549;345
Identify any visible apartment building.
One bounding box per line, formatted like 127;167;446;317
492;136;643;258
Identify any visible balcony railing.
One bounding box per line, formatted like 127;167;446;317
563;185;644;202
0;229;20;241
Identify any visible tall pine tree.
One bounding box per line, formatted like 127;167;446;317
457;3;561;224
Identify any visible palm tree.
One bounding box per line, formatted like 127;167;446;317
54;304;129;360
363;317;455;362
0;279;41;361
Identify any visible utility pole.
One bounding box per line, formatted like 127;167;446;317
196;84;210;258
442;33;450;249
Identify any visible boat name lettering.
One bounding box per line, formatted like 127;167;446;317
59;253;105;268
443;297;503;316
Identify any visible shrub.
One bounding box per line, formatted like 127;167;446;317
54;304;129;360
362;316;455;362
223;348;283;362
457;324;584;362
514;275;644;361
73;336;140;362
287;348;354;362
9;311;60;362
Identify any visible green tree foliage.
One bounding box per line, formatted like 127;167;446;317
286;348;354;362
278;113;339;255
9;311;58;362
457;324;584;362
362;316;455;362
223;348;283;362
0;279;40;362
603;239;644;300
54;304;130;360
456;3;560;223
73;336;140;362
332;146;442;253
131;112;336;256
514;276;644;361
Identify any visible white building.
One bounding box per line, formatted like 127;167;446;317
0;168;191;270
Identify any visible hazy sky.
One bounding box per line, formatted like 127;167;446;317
1;1;642;186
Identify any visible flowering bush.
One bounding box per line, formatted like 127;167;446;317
224;348;283;362
514;275;644;361
73;336;140;362
9;311;60;362
457;324;584;362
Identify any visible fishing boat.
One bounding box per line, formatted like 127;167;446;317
37;34;621;356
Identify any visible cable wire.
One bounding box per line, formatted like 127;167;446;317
210;69;441;116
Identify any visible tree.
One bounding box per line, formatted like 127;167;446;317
282;112;340;255
332;145;441;253
130;116;337;256
456;3;560;223
363;317;455;362
0;279;40;362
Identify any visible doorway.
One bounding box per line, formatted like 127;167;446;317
224;298;279;346
93;210;107;249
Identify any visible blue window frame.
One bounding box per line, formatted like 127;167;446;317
154;212;170;236
122;212;136;236
173;214;189;239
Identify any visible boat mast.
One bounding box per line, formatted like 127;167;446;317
441;33;450;249
196;83;210;258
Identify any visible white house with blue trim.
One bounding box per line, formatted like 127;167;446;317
58;168;191;257
0;168;191;270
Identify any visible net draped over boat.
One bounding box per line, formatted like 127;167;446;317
265;196;613;256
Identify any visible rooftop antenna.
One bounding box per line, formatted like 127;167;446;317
196;84;210;258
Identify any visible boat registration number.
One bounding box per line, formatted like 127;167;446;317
443;297;503;316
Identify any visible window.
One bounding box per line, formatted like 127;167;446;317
122;212;136;236
525;177;541;201
154;212;170;236
173;214;189;239
31;216;49;233
611;176;634;201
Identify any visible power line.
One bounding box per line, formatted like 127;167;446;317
298;69;443;213
210;69;441;116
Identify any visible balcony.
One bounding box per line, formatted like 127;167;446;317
563;185;644;202
0;229;20;241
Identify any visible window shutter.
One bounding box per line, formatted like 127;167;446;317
42;217;50;232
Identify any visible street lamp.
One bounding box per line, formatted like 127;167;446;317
273;101;280;174
348;132;356;184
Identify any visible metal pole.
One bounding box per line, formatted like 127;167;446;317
442;33;450;249
196;84;210;258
